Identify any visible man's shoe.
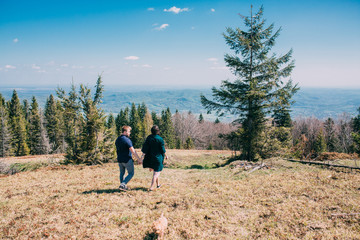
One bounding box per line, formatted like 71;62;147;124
119;184;128;191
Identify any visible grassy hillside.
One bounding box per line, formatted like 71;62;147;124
1;150;359;239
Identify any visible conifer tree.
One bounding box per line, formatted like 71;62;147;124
313;129;326;155
161;107;175;148
57;83;82;162
22;99;30;123
324;117;339;152
8;90;30;156
0;94;12;157
184;137;195;149
199;113;204;123
115;107;130;136
129;103;143;148
152;111;161;126
28;96;42;154
106;114;116;142
201;6;298;161
77;75;114;164
44;94;64;153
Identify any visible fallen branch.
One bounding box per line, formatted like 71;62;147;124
286;159;360;170
248;163;267;173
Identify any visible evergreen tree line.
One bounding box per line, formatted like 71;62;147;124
112;105;235;150
0;76;114;165
0;78;235;163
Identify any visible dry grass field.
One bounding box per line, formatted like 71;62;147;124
1;150;360;239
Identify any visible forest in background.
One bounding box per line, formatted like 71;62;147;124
1;87;360;121
1;78;360;164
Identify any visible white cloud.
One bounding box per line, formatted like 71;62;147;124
207;58;218;62
72;65;84;69
155;24;169;31
60;64;69;67
147;7;155;11
47;61;55;66
124;56;140;60
191;26;195;30
13;38;19;43
211;8;215;12
32;64;41;70
164;6;189;14
142;64;152;68
5;65;16;69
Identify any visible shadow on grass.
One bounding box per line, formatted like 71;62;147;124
182;156;242;170
143;231;157;240
82;187;148;194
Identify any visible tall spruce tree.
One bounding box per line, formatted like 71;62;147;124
324;117;339;152
115;107;130;136
8;90;30;156
201;6;298;161
78;76;111;164
44;94;64;153
0;94;12;157
152;111;161;126
129;103;143;148
28;96;43;155
161;107;175;149
57;83;82;162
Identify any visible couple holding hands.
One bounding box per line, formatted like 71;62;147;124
115;125;168;191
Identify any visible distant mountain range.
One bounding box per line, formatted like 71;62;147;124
1;86;359;121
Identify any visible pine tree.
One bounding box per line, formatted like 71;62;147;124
201;6;298;161
106;114;116;142
8;90;30;156
324;117;339;152
313;129;326;155
198;113;204;123
129;103;143;148
214;118;220;124
161;108;175;148
0;94;12;157
44;94;64;153
28;96;43;155
184;137;195;149
115;107;130;136
57;83;82;163
152;111;161;126
77;75;114;164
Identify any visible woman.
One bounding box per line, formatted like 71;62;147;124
141;125;168;191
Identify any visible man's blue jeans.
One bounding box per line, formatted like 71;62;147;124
118;159;134;185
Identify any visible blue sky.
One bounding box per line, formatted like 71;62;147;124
1;0;359;88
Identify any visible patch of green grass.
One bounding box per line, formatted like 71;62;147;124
9;162;46;173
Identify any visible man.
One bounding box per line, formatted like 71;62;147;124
115;126;141;191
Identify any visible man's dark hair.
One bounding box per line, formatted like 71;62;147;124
151;125;160;135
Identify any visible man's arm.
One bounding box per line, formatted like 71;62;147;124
130;147;142;163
